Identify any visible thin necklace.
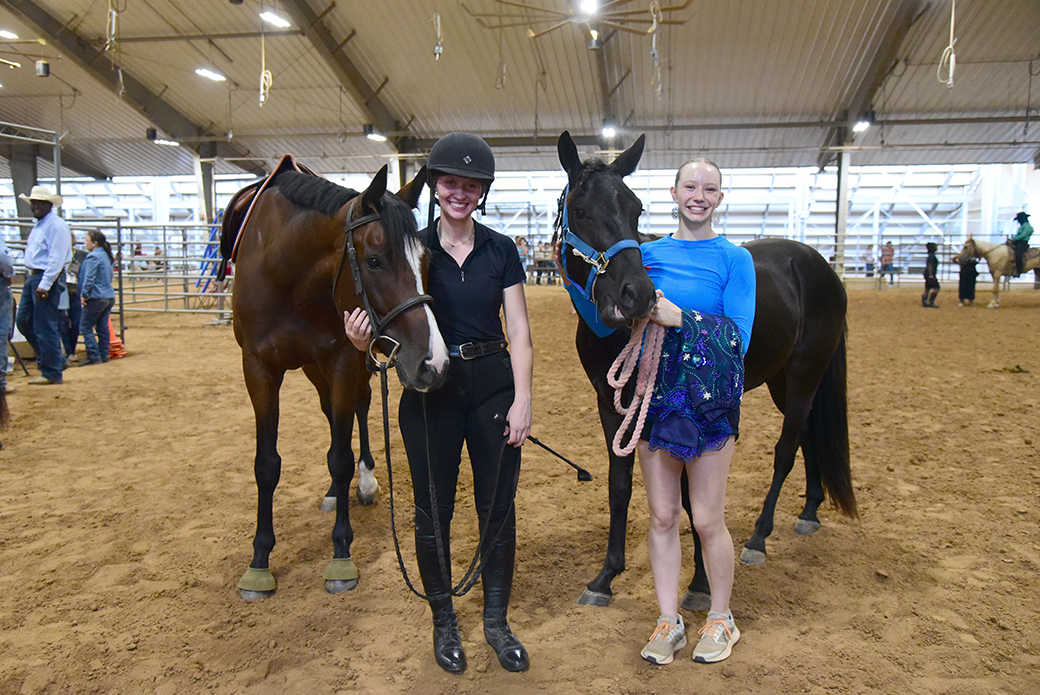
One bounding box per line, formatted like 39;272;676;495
438;220;474;248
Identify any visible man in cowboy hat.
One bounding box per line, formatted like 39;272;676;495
15;185;72;385
1011;211;1033;277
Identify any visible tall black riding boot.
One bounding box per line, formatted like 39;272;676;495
480;510;529;672
415;510;466;673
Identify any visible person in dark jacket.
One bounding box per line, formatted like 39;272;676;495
922;242;940;308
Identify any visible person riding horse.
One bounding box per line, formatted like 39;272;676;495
1011;211;1033;277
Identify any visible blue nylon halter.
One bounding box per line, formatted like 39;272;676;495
554;183;641;304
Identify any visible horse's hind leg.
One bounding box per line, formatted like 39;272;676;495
319;368;378;510
353;372;380;505
239;356;284;601
740;380;813;566
793;439;824;536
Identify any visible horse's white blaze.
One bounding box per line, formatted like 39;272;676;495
405;239;449;371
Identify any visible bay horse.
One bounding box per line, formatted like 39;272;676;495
218;160;449;600
953;236;1040;308
554;131;857;609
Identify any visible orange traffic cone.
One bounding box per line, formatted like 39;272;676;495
108;318;127;359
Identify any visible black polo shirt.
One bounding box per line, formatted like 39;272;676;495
423;219;526;346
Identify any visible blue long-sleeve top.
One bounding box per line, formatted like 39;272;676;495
78;247;116;300
641;234;756;355
23;210;72;292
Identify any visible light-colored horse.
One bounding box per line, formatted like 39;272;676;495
954;237;1039;308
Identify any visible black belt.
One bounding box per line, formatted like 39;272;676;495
30;269;44;275
448;340;507;360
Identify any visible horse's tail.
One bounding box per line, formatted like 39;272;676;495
805;325;857;518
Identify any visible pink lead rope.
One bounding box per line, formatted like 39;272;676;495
608;317;666;457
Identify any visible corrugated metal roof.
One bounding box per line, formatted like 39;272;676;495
0;0;1036;178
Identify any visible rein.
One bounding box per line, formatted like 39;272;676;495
331;201;434;368
608;317;666;457
553;183;641;305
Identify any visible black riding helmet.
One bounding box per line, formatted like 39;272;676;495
426;132;495;228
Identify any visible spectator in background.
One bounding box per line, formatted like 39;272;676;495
862;246;875;277
922;242;940;308
880;241;896;285
60;230;86;362
16;186;72;386
957;256;978;307
152;246;165;271
78;230;116;366
0;234;14;394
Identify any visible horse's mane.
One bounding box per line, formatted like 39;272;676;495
572;159;612;191
273;171;422;259
273;171;358;218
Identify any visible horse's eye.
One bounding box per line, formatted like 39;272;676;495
366;256;381;270
573;207;585;219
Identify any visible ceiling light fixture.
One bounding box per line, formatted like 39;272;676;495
0;30;18;39
601;120;616;139
364;124;387;142
852;110;875;133
196;67;226;82
259;11;291;28
580;0;598;15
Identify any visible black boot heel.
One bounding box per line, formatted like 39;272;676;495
484;621;529;672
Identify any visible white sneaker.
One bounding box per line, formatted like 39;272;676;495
641;615;686;665
693;614;740;663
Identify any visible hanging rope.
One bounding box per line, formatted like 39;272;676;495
649;1;663;100
258;32;272;106
937;0;956;88
608;318;666;457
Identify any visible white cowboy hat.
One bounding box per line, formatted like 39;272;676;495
18;185;62;207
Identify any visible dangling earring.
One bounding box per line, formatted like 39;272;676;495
671;205;679;220
712;211;721;226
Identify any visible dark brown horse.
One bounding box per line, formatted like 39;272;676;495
219;162;449;600
555;131;857;609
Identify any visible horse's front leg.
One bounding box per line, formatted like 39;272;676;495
578;398;633;606
989;274;1001;308
307;363;361;594
239;356;284;601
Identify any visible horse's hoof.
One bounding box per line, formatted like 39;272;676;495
355;485;379;506
577;588;612;607
323;557;359;594
319;496;336;512
680;590;711;612
238;567;277;601
739;547;767;565
325;579;359;594
794;519;822;535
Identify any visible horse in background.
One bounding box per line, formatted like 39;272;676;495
219;160;448;600
555;131;856;610
954;237;1040;308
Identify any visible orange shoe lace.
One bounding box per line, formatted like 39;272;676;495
698;618;734;641
649;619;680;642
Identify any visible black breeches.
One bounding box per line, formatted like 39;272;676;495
400;352;521;531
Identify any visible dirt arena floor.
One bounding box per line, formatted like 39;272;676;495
1;283;1039;695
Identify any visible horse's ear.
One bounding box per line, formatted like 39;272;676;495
610;133;645;178
362;164;390;210
397;165;427;210
557;131;582;182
